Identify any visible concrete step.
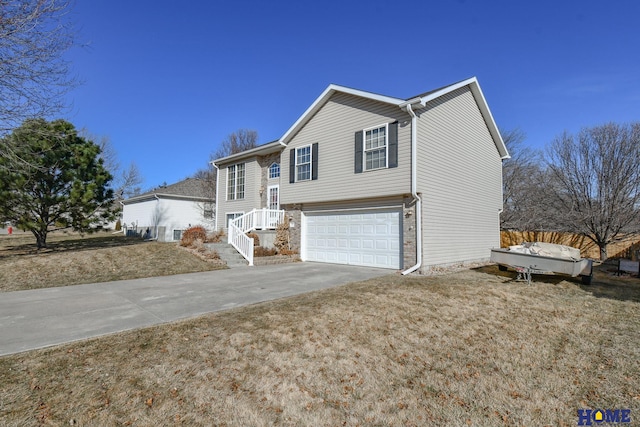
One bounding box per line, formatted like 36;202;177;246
205;243;248;267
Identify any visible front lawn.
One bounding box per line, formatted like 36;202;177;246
0;232;226;292
1;266;638;426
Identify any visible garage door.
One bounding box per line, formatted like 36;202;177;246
304;209;401;269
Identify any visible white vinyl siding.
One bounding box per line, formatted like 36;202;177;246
416;86;503;267
216;158;260;230
122;197;212;242
281;92;410;205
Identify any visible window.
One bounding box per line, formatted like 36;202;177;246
289;143;318;183
173;229;182;241
269;162;280;179
226;212;243;228
227;163;245;200
364;124;387;170
296;146;311;181
203;202;214;219
355;122;397;174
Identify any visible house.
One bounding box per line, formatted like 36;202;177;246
213;77;509;273
121;178;215;242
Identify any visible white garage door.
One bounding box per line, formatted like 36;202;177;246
304;209;401;269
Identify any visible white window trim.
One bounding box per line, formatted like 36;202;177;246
269;162;280;179
363;123;388;171
295;145;312;182
226;163;245;201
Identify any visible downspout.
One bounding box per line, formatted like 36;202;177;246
116;200;125;234
401;103;422;275
212;161;220;230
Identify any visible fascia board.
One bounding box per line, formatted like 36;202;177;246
467;80;510;159
154;194;214;202
212;141;282;166
121;194;157;204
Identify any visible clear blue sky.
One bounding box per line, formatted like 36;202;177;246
63;0;640;189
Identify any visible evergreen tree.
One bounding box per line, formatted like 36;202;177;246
0;119;114;248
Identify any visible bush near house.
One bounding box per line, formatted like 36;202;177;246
274;221;290;252
254;246;277;257
246;232;260;246
207;229;225;243
180;226;208;247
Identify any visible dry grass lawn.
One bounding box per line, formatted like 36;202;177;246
0;232;226;292
1;266;638;426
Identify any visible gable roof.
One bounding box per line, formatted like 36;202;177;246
122;177;214;204
212;140;281;166
278;84;405;145
280;77;509;159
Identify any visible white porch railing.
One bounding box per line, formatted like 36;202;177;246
228;208;285;266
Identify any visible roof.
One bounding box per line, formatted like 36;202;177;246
211;140;282;166
122;178;214;204
278;84;405;145
212;78;509;164
280;77;509;159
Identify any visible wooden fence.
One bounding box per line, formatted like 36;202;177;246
500;230;640;260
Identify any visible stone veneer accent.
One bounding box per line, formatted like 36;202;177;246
281;206;302;253
402;195;418;270
258;153;281;208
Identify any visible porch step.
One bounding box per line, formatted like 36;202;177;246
205;243;249;268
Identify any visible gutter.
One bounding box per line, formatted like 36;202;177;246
401;102;423;275
212;162;220;230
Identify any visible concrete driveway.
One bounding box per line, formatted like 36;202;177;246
0;263;390;357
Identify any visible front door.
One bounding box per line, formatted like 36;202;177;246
267;185;279;228
268;185;279;210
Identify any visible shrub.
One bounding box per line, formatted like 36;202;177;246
246;232;260;246
274;221;290;252
279;249;299;256
180;225;207;247
254;246;278;257
207;229;226;243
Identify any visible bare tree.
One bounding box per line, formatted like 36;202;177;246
213;129;258;160
82;131;144;201
545;122;640;260
115;162;143;200
0;0;76;133
192;164;216;226
500;128;548;231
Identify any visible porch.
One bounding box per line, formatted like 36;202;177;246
228;208;285;266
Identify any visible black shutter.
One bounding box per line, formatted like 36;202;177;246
312;143;319;180
354;131;363;173
289;149;295;183
388;121;398;168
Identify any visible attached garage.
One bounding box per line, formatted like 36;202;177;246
302;209;402;269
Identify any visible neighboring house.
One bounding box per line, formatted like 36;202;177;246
121;178;215;242
213;77;509;272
